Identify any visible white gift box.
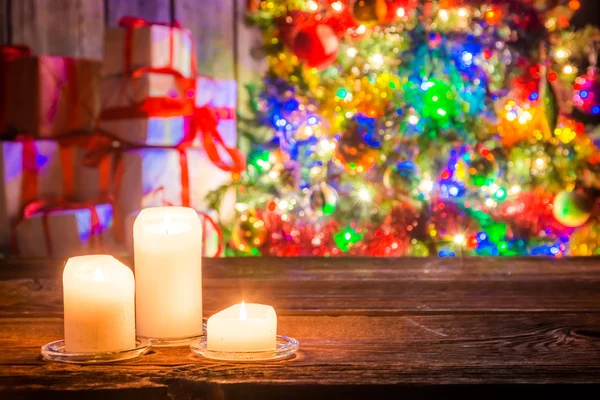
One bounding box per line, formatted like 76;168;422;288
103;24;193;78
0;141;62;248
116;148;205;220
15;203;115;258
123;209;220;256
194;78;238;222
100;73;189;109
0;140;113;249
98;115;192;147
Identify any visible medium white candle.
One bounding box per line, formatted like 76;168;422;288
63;255;135;353
207;302;277;352
134;206;203;342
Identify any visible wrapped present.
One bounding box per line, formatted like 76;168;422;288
98;115;193;147
0;139;62;247
115;148;204;221
103;17;193;78
193;78;240;221
0;139;113;248
123;209;222;256
15;203;115;258
100;72;193;111
1;48;101;138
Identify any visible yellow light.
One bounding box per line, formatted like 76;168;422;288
408;115;420;125
419;178;434;193
396;7;405;17
439;10;449;21
356;25;366;35
510;185;521;195
358;188;371;202
554;48;569;60
346;47;358;58
454;234;466;245
563;65;575;75
307;0;318;11
331;1;343;12
458;8;469;18
370;53;384;68
536;158;545;167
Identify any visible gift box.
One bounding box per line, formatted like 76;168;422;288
194;78;238;220
103;21;193;78
1;56;101;137
98;115;192;147
123;209;221;256
15;203;115;258
0;139;113;248
100;72;192;110
116;148;204;220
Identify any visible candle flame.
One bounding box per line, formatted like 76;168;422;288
93;268;104;282
240;301;247;321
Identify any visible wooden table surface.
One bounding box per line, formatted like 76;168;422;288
1;257;600;399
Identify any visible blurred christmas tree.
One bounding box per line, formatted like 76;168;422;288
212;0;600;257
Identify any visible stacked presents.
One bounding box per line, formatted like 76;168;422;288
0;18;243;258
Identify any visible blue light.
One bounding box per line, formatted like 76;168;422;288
593;106;600;114
529;92;538;101
580;90;589;99
478;232;487;242
307;116;318;125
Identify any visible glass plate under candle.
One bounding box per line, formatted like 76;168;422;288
41;338;151;364
139;334;204;347
189;335;299;362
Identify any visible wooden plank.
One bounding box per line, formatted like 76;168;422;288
2;258;600;317
0;0;8;45
175;0;235;79
10;0;104;59
1;315;600;390
104;0;171;26
235;0;267;115
2;274;600;317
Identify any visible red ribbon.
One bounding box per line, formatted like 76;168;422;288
118;16;194;76
15;197;104;257
193;106;246;174
198;211;224;257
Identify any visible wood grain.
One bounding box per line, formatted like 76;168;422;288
11;0;104;59
175;0;235;79
0;0;9;45
1;257;599;398
105;0;171;26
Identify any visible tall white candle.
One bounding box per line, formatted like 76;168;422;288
134;206;203;341
63;255;135;353
207;302;277;352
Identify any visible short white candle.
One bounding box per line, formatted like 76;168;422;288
207;302;277;352
134;206;203;341
63;255;135;353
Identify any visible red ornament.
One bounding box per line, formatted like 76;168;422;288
291;22;339;70
484;6;504;25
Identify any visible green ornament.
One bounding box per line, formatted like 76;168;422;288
468;153;497;186
552;191;593;227
422;79;455;121
407;240;429;256
308;182;338;216
334;226;363;252
539;66;559;135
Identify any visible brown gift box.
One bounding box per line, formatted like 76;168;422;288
1;56;101;137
